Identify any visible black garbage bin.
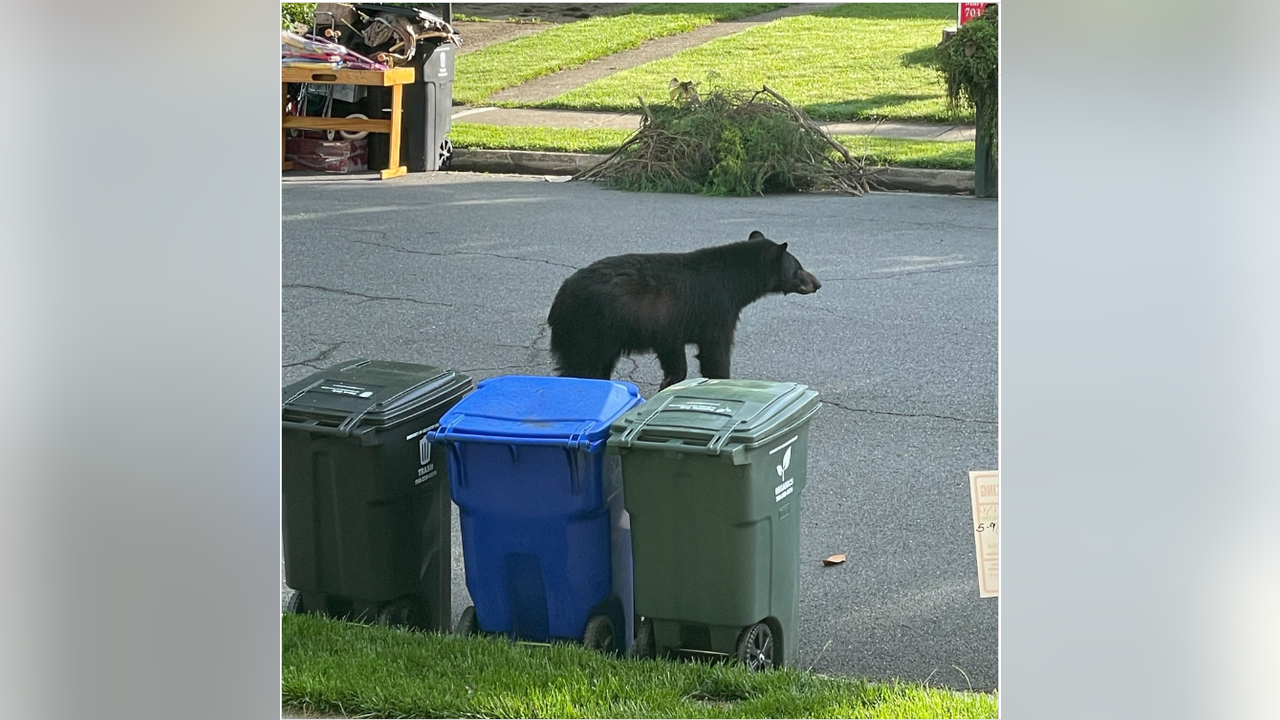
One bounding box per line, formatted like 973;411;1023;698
366;39;456;172
281;359;473;630
404;40;456;171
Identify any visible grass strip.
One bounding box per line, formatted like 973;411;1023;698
450;123;976;171
836;135;975;170
454;4;785;106
533;4;965;123
283;613;997;718
451;123;635;155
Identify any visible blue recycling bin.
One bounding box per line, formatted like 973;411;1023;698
427;375;643;653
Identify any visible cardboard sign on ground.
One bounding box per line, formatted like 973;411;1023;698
969;470;999;597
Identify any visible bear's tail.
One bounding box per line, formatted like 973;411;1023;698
547;320;594;377
546;297;575;377
547;305;614;380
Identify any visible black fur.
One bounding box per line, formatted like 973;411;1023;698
547;230;821;389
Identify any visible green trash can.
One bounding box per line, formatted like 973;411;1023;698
607;378;820;670
281;359;474;630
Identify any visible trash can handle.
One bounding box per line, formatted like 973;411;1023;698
281;417;357;438
280;360;381;438
565;448;581;494
567;421;596;452
706;420;743;455
280;360;373;407
279;405;371;438
617;395;679;446
617;396;742;455
281;378;328;408
281;375;372;439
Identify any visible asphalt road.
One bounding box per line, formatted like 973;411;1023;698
282;172;998;691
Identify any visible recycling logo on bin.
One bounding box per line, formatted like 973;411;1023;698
771;436;798;502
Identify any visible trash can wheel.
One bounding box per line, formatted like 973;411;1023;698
438;138;453;170
631;617;655;659
376;597;417;627
736;622;775;671
455;605;479;636
583;614;617;655
283;588;302;614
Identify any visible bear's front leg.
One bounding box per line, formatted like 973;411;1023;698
655;344;688;389
696;339;732;380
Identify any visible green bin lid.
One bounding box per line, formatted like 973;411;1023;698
281;359;473;437
608;378;820;457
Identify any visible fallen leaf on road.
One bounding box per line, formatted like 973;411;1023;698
823;554;846;566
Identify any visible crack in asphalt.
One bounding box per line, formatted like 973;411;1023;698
821;262;997;283
805;305;860;323
619;356;643;385
491;323;553;367
527;323;550;360
352;238;579;270
530;323;549;348
498;323;550;351
345;228;394;239
284;341;346;369
524;323;551;366
822;399;997;425
283;283;454;307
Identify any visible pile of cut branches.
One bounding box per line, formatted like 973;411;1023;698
575;85;875;196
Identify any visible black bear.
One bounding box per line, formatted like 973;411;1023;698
547;231;821;389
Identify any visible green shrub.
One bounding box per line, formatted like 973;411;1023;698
281;3;316;30
578;86;873;196
936;5;998;133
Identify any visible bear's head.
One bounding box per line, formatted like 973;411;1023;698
752;230;822;295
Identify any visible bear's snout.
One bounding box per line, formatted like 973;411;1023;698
795;270;821;294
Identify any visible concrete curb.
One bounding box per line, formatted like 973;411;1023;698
449;149;975;195
866;167;975;195
451;148;606;176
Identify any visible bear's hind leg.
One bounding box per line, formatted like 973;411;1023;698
552;325;621;380
595;351;622;381
655;344;689;390
696;338;733;380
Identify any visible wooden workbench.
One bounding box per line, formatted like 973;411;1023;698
282;66;416;179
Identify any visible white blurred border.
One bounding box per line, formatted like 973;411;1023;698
1002;0;1280;717
0;0;283;717
5;0;1279;717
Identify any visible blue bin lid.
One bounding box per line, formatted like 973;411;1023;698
428;375;643;453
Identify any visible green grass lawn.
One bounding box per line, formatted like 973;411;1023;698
837;135;975;170
283;614;997;718
454;4;786;106
530;4;965;123
452;123;635;154
451;123;976;170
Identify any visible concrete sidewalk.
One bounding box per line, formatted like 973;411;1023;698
451;106;976;142
484;3;831;104
443;106;978;195
432;3;982;194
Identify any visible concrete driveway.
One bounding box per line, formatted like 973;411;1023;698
282;172;998;691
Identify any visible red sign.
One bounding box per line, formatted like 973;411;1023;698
959;3;988;25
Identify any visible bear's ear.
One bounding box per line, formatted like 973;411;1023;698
749;230;766;241
767;241;788;263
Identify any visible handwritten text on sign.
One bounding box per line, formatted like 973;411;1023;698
969;470;999;597
960;3;988;26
